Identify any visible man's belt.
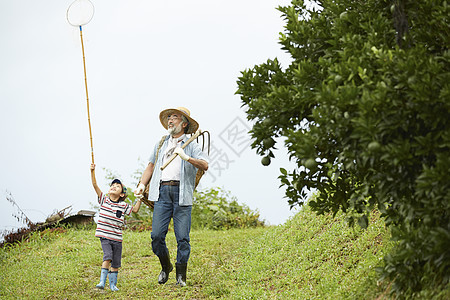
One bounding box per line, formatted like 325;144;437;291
160;180;180;186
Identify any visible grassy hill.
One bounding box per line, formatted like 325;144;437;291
0;206;394;299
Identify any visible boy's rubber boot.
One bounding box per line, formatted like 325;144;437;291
109;271;119;291
175;263;187;287
158;254;173;284
95;268;108;289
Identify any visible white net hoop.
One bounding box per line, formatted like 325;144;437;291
66;0;95;27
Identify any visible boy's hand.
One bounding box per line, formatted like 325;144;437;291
90;163;96;171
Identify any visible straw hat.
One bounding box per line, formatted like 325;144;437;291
159;107;199;134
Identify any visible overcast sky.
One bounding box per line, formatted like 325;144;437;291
0;0;301;234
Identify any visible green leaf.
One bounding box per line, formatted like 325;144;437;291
357;215;368;229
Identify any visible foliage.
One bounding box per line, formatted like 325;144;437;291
1;192;74;248
1;191;38;248
236;0;449;297
192;187;265;230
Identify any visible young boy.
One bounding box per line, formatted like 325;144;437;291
90;163;142;291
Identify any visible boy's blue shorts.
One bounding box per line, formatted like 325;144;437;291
100;238;123;268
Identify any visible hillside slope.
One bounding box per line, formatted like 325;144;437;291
214;207;393;299
0;207;392;299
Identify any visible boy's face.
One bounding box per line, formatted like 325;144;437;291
109;183;125;199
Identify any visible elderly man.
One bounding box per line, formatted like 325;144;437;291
134;107;208;287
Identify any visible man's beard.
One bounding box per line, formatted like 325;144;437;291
168;122;183;136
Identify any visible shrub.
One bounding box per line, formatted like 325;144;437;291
192;187;265;230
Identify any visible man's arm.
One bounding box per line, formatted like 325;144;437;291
140;162;155;186
134;162;155;196
90;164;102;198
173;148;208;171
186;157;208;171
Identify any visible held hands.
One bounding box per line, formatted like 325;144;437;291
174;147;190;161
134;183;145;197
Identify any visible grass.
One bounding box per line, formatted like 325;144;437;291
0;207;395;299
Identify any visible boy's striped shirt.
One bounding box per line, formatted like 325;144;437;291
95;193;132;242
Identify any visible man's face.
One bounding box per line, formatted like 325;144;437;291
167;114;185;136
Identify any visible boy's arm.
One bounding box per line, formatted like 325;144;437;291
90;164;102;198
132;198;142;213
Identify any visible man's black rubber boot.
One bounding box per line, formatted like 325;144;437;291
175;263;187;287
158;254;173;284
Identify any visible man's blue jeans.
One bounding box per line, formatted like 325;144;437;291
151;185;192;264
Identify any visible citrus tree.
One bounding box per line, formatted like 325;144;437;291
236;0;449;296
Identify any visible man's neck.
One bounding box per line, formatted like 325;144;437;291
171;132;184;139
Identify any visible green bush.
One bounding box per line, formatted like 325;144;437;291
192;187;265;230
236;0;449;297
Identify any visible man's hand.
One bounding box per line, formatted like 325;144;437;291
90;163;96;171
174;147;190;161
134;183;145;197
